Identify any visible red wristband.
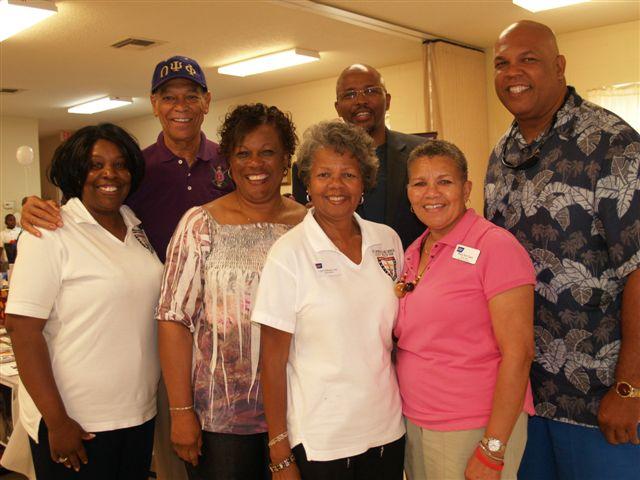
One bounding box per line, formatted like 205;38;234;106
475;446;504;471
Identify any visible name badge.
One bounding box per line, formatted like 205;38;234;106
314;261;340;276
452;244;480;264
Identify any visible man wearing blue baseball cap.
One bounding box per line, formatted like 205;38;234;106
19;56;234;480
21;55;234;263
127;55;234;262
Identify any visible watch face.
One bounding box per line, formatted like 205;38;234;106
618;382;632;396
488;438;502;452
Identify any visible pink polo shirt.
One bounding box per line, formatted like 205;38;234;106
394;209;536;431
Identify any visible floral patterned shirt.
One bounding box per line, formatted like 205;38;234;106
484;86;640;427
156;207;293;434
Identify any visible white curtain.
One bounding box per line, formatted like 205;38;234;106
586;82;640;131
423;41;490;211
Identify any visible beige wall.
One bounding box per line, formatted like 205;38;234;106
119;60;425;195
0;116;41;222
485;20;640;149
118;60;426;191
39;133;65;202
121;60;425;144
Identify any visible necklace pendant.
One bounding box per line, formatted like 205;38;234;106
394;281;407;298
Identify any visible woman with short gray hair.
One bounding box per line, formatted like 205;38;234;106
296;120;379;193
253;120;406;479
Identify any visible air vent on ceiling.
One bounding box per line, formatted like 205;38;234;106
111;37;160;50
0;88;23;94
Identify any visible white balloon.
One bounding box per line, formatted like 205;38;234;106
16;145;35;166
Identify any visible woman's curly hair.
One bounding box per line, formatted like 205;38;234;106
218;103;297;163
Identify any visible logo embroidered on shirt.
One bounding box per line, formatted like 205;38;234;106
213;165;227;188
373;249;397;280
132;227;155;255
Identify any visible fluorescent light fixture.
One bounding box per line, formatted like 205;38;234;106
218;48;320;77
513;0;589;12
68;97;133;115
0;0;57;42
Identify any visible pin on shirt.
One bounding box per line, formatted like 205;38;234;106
452;244;480;264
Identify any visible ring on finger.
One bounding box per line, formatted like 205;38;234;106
58;456;68;463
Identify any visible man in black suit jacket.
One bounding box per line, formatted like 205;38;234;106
292;64;425;248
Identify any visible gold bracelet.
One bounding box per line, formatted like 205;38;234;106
269;453;296;473
169;404;194;412
268;431;288;447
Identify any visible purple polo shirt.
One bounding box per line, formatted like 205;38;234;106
127;132;234;262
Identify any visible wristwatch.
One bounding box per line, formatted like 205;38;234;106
615;381;640;398
481;437;506;455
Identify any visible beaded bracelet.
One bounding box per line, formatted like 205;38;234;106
269;453;296;473
268;431;288;447
474;446;504;472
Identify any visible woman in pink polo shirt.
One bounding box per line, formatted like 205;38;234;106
394;140;536;480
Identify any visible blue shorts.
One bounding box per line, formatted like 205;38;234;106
518;415;640;480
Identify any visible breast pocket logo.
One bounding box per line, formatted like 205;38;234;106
213;165;228;188
374;249;398;281
132;227;155;255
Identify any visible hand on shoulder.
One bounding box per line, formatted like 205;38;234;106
21;196;63;237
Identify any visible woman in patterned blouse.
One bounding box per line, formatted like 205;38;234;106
156;104;306;480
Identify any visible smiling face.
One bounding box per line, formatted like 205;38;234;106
407;155;471;240
230;124;289;205
307;146;364;225
151;78;211;148
335;66;390;145
494;22;566;132
81;139;132;218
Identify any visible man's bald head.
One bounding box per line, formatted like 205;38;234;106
334;64;391;146
336;64;386;94
496;20;560;57
493;20;567;138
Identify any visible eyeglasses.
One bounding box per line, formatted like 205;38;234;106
337;86;385;102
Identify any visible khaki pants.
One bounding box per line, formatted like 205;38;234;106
404;413;528;480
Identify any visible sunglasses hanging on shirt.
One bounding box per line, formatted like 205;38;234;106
500;90;571;170
500;122;555;170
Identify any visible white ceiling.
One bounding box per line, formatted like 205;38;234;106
1;0;638;136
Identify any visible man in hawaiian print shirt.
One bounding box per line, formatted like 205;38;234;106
485;20;640;479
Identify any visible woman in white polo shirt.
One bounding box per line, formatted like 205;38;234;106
5;124;162;480
253;120;405;479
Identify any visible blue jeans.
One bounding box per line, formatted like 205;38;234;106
518;415;640;480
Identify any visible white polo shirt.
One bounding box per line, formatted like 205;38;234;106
6;198;162;440
252;210;405;461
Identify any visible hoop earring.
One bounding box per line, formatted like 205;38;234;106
359;194;364;205
410;205;414;213
227;169;234;181
306;192;311;203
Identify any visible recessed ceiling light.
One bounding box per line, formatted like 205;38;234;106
68;97;133;115
0;0;57;42
513;0;589;12
218;48;320;77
